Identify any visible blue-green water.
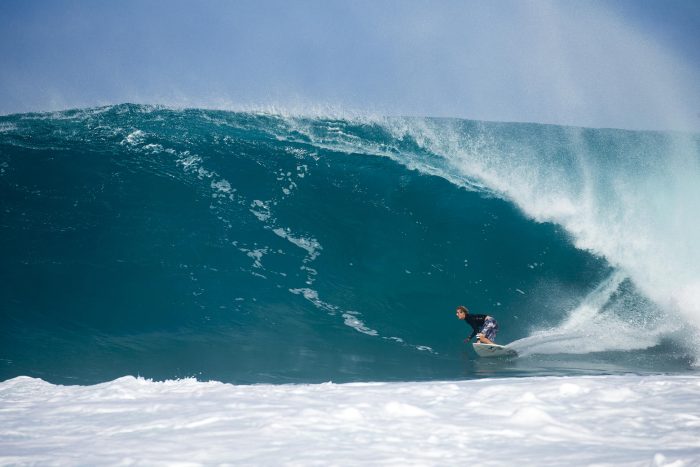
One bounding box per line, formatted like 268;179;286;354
1;104;698;384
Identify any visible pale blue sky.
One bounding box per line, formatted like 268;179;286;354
1;0;699;131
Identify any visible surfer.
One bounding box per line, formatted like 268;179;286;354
455;305;499;344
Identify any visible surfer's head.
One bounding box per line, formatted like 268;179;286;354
456;306;468;319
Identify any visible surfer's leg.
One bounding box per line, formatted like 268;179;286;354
476;333;495;345
480;318;498;343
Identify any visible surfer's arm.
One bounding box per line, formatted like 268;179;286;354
463;329;476;343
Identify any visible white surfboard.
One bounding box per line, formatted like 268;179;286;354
472;342;518;358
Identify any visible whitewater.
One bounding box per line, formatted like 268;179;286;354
1;105;700;464
2;375;700;465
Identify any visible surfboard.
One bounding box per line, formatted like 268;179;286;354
472;342;518;358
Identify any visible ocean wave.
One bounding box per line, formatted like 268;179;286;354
1;104;698;384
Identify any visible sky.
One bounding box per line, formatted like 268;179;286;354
1;0;699;131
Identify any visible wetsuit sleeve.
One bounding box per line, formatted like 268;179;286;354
465;317;479;340
465;315;486;341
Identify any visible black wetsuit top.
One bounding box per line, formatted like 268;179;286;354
464;314;488;340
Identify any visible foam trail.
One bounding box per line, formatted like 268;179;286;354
509;271;674;356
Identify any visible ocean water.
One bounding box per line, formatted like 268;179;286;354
1;104;699;385
2;104;700;464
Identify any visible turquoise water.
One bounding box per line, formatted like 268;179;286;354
1;105;698;384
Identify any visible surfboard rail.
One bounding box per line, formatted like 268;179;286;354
472;342;518;358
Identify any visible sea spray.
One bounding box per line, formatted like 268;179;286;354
373;118;700;331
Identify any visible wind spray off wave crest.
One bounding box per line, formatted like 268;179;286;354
369;118;700;335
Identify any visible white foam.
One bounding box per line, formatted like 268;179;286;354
289;287;337;314
342;310;379;336
210;179;232;194
249;199;272;222
124;129;145;145
288;288;432;352
272;227;322;261
0;122;17;133
511;271;680;356
1;375;698;465
288;287;380;337
176;153;203;172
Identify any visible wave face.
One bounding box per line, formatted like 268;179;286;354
1;104;698;384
